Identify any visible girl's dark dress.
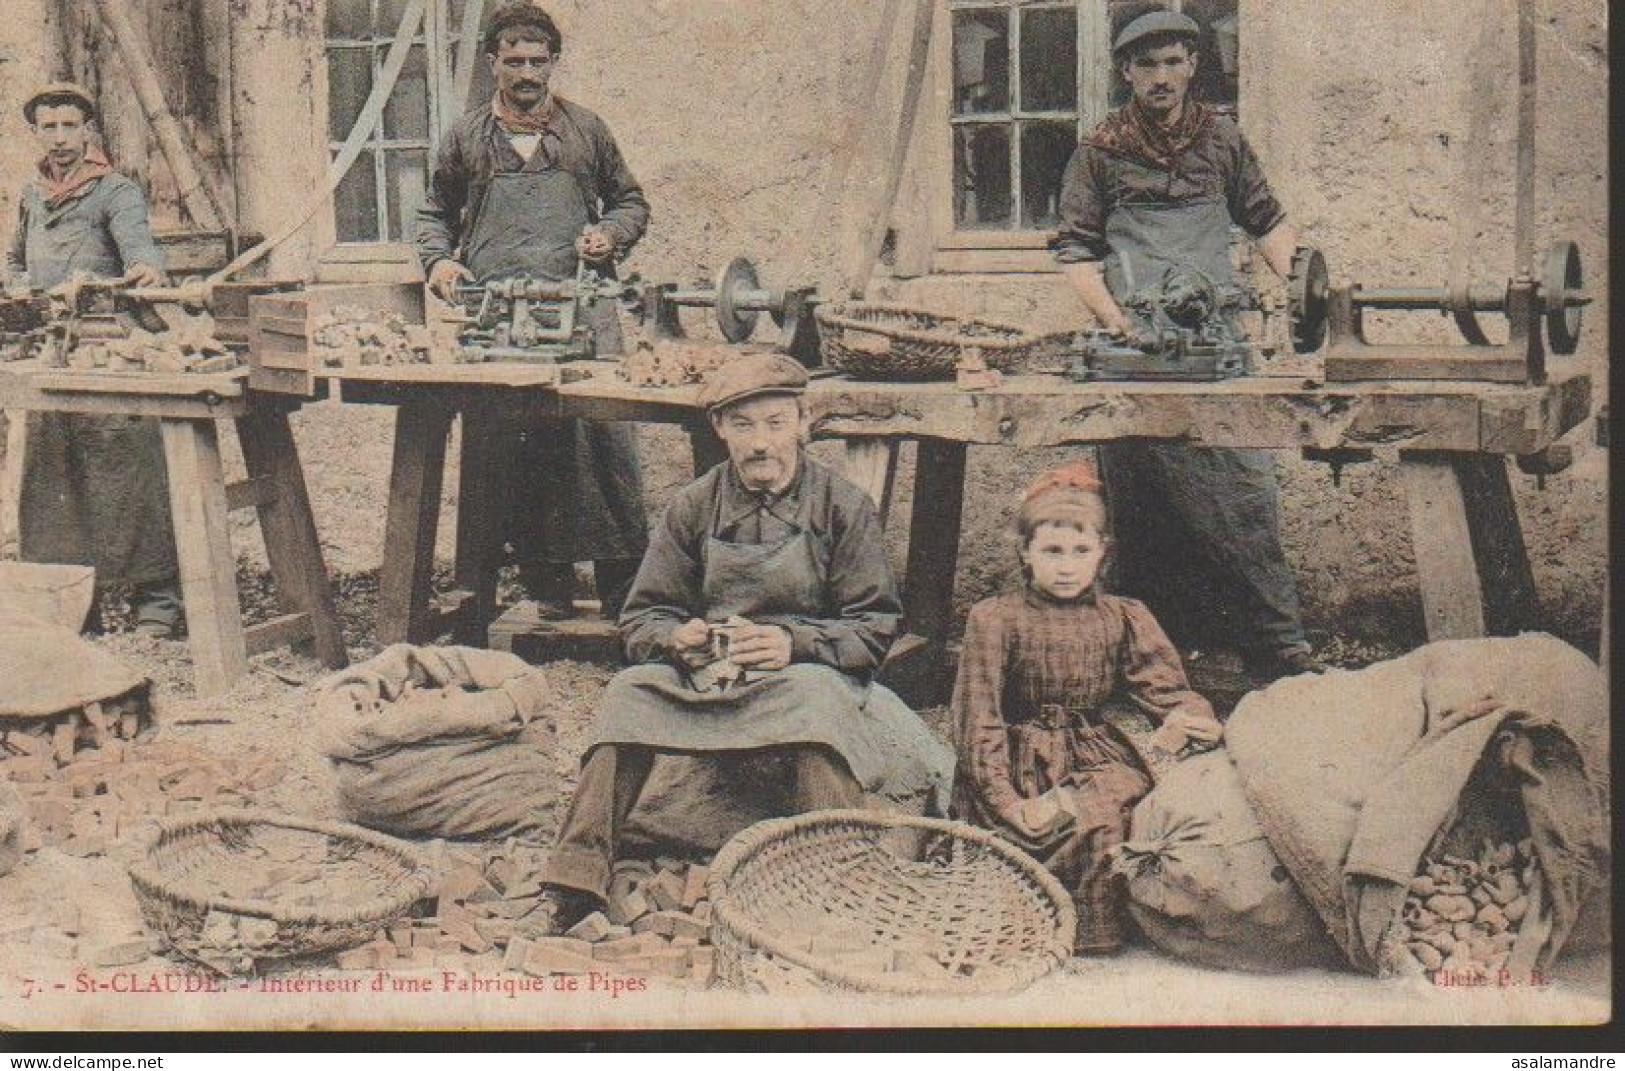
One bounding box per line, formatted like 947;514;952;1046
951;586;1214;951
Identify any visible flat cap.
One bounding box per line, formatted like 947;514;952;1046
1113;10;1200;57
24;82;96;124
698;352;808;412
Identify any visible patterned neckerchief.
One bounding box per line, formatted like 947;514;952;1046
1088;98;1215;172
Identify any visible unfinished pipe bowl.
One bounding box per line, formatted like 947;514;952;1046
128;808;434;976
707;811;1075;996
815;303;1041;381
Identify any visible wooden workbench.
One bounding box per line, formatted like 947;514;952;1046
339;360;1590;687
0;361;346;696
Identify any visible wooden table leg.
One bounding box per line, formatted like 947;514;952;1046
903;439;967;642
452;403;512;647
880;438;967;707
377;400;453;646
1400;451;1540;641
160;418;248;697
0;411;25;557
842;439;899;526
234;403;347;669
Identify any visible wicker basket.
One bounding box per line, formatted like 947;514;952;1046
706;811;1075;996
815;303;1041;381
128;809;434;975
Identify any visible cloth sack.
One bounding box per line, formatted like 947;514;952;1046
1112;749;1343;973
319;645;559;843
1226;634;1609;976
0;612;148;718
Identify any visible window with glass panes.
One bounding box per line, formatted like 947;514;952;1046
326;0;490;243
949;0;1239;233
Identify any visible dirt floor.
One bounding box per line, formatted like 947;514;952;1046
0;572;1610;1031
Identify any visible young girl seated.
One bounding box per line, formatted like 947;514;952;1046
950;460;1223;955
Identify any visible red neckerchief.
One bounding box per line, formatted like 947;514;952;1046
492;91;560;136
1088;98;1214;172
38;144;114;211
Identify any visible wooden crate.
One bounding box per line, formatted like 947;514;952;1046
208;281;303;350
248;282;426;396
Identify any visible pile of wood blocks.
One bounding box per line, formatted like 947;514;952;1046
617;339;750;387
334;848;716;984
0;708;284;858
310;306;425;368
0;894;156;968
67;320;237;374
1399;838;1541;977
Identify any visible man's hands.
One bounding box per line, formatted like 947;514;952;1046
669;617;793;672
122;263;165;288
428;259;473;302
724;623;793;672
1151;707;1225;755
575;227;616;263
669;618;714;669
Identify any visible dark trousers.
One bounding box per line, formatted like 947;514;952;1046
543;743;865;901
1101;442;1308;657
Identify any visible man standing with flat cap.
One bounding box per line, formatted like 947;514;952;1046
537;353;953;929
4;82;180;636
1053;10;1321;682
414;1;650;619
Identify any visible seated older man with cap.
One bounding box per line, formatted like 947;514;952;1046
538;352;954;929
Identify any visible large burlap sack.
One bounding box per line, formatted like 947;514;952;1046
1227;634;1609;976
319;645;559;843
1;612;148;718
1112;750;1343;973
0;782;25;876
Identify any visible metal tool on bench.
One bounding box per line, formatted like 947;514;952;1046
0;288;51;361
9;277;295;367
1063;256;1289;381
1298;240;1588;385
449;262;641;363
639;257;823;365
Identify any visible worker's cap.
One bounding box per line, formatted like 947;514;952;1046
1112;10;1200;58
23;82;96;124
699;352;809;412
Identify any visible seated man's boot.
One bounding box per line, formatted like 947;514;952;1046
131;582;184;639
521;886;604;939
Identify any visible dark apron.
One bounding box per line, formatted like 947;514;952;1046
587;486;953;815
1098;199;1307;654
17;182;178;590
1103;195;1244;339
462;163;645;564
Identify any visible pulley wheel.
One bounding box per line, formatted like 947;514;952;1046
715;257;761;344
1541;240;1583;356
1287;246;1329;353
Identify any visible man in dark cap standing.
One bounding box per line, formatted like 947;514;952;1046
1053;10;1321;682
536;353;953;929
415;2;650;619
4;83;180;636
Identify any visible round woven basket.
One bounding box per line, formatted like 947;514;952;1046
128;809;434;975
706;811;1075;996
815;303;1041;381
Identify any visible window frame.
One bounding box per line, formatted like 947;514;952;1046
325;0;469;245
935;0;1234;267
